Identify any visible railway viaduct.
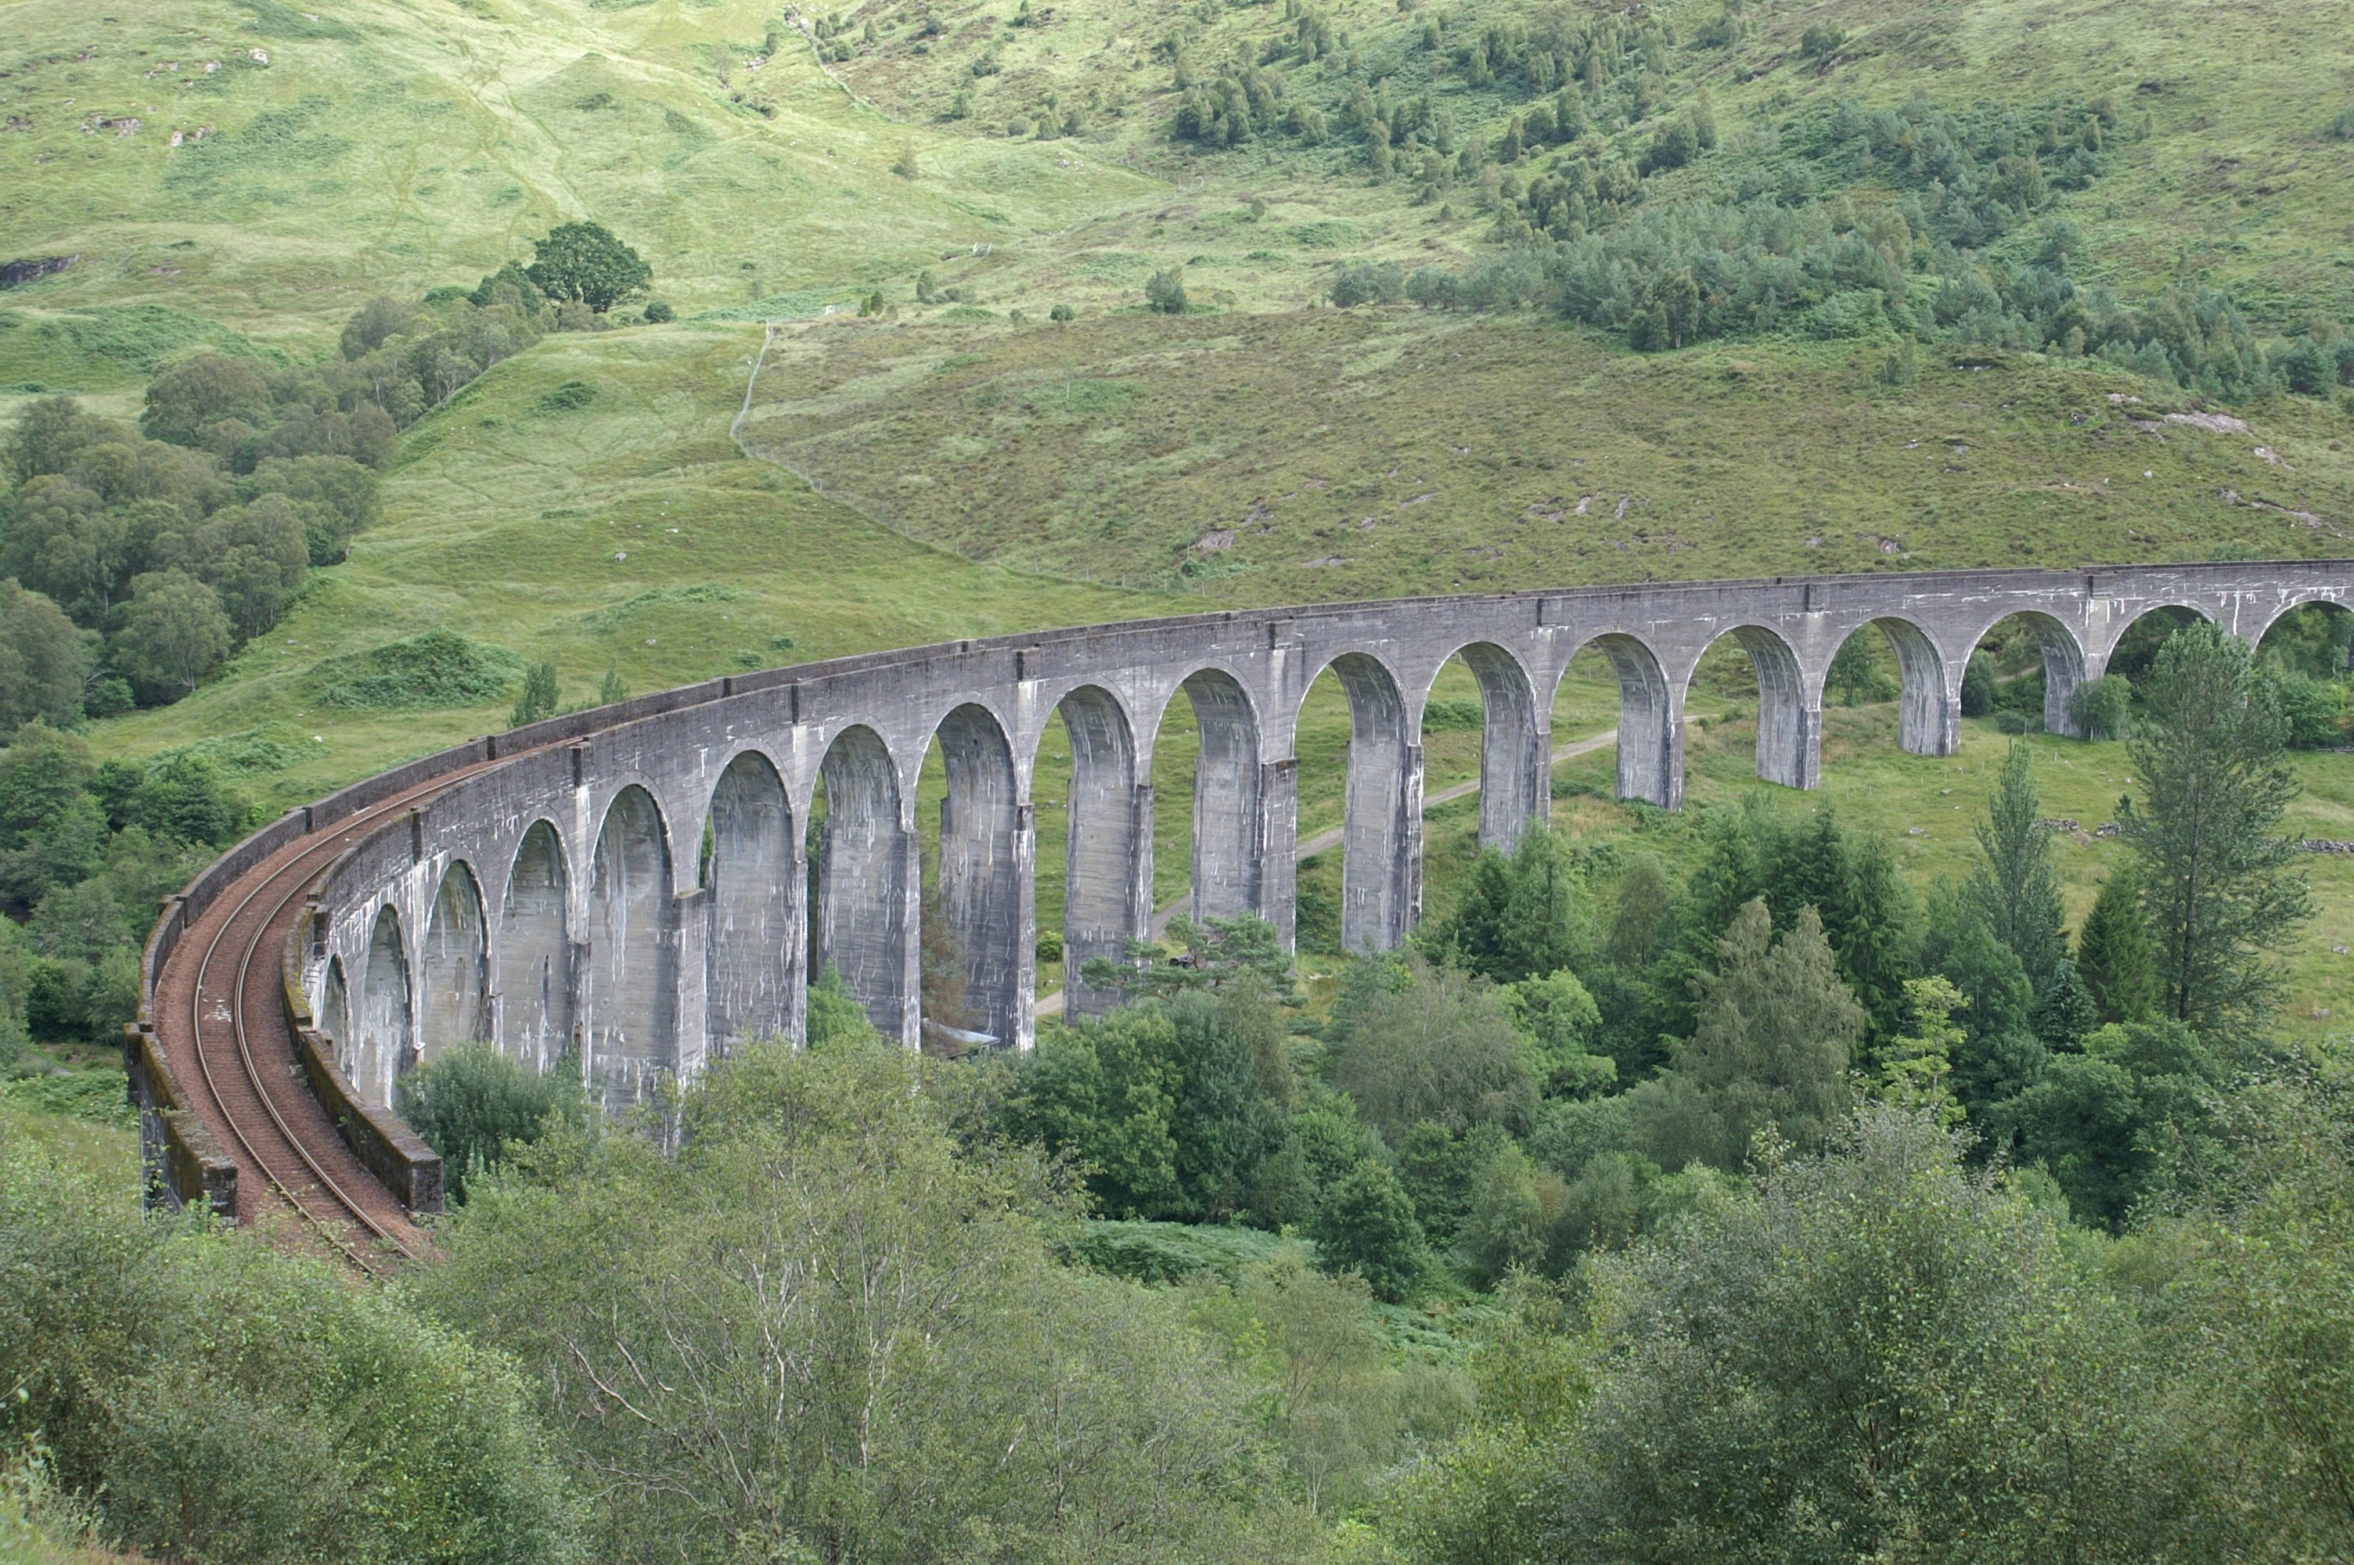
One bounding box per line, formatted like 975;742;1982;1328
128;560;2354;1232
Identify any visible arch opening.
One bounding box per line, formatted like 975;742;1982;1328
705;751;800;1055
926;703;1028;1051
1309;651;1415;953
1967;611;2094;736
1824;617;1955;757
1561;633;1678;808
1168;669;1265;930
812;725;914;1045
2257;600;2354;750
419;860;489;1063
1432;643;1544;852
1693;625;1813;789
358;904;410;1110
589;785;676;1106
320;955;352;1083
1053;686;1146;1018
499;820;572;1073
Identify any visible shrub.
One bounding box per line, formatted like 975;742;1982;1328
1145;266;1190;315
396;1042;586;1202
2066;673;2133;739
641;298;674;323
1330;260;1405;307
314;628;525;710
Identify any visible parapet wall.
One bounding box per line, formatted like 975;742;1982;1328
139;561;2354;1167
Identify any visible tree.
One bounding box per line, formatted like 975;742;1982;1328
1826;631;1897;705
396;1041;585;1202
510;660;558;726
1961;650;1998;716
1876;975;1967;1128
0;580;92;729
1428;825;1591;984
1535;1109;2197;1561
1920;884;2047;1119
1965;742;2072;999
1311;1157;1429;1302
1327;959;1538;1144
1604;851;1671;967
2067;673;2132;739
110;570;230;703
523;222;652;313
140;352;270;448
2077;868;2161;1024
1499;968;1615;1097
2119;622;2313;1033
1992;1020;2225;1229
1014;1005;1182;1217
6;396;109;484
1634;900;1864;1172
1145;265;1189;314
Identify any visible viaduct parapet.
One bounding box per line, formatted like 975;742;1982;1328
135;562;2354;1151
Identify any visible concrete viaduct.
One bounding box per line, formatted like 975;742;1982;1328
135;562;2354;1154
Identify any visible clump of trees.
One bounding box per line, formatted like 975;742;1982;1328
0;723;244;1064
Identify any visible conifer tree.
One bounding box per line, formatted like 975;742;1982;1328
2076;869;2161;1025
2120;624;2313;1032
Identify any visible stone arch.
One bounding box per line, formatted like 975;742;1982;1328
1968;610;2093;735
1164;668;1264;927
2254;596;2354;677
1694;624;1814;789
1305;650;1416;952
358;903;410;1110
589;784;676;1105
419;859;489;1061
1054;684;1148;1017
1569;631;1678;808
705;749;801;1054
321;955;353;1080
499;820;572;1073
1825;616;1956;757
1429;641;1546;851
931;703;1028;1049
2251;592;2354;651
814;724;915;1045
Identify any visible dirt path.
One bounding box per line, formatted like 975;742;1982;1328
1035;726;1623;1019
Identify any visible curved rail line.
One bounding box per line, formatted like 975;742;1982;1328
178;774;475;1273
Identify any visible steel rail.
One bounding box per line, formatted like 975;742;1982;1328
183;774;471;1274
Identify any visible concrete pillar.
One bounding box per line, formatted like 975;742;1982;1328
815;725;919;1049
419;861;488;1063
1737;626;1819;789
1593;634;1682;810
2035;618;2093;738
1333;653;1416;953
360;903;409;1110
1060;686;1150;1018
1459;642;1546;850
496;821;573;1075
1877;618;1960;757
586;785;677;1109
1261;758;1299;951
935;703;1026;1052
1185;671;1263;923
705;752;803;1059
673;885;708;1081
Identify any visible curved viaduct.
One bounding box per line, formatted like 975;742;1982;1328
128;560;2353;1236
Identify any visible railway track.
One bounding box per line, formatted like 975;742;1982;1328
164;772;485;1275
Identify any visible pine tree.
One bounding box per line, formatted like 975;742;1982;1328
2076;869;2161;1024
2120;623;2314;1032
1965;742;2071;998
510;660;559;727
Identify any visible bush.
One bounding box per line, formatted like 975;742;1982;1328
1310;1156;1429;1302
396;1042;586;1202
1330;260;1405;307
2066;673;2133;740
641;298;674;324
1145;266;1189;315
0;1148;581;1565
314;628;525;710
